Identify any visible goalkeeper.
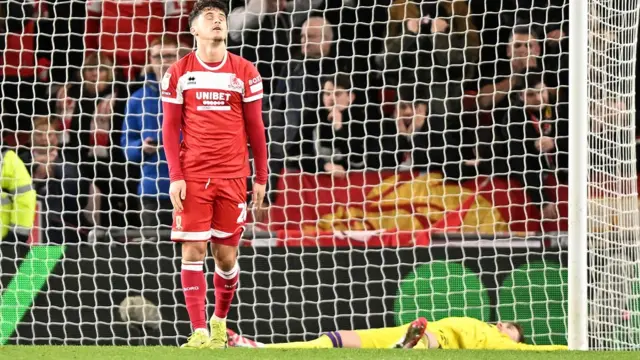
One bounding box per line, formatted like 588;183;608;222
227;317;568;351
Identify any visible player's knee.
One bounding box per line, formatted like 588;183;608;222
213;249;237;271
333;331;361;348
182;242;207;262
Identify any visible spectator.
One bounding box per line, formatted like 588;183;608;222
506;0;568;42
0;0;37;139
57;53;131;229
85;0;194;80
0;147;36;243
19;116;100;243
475;25;540;115
227;0;324;95
494;72;559;220
381;0;480;116
376;85;429;170
293;74;366;177
122;35;181;233
266;15;338;200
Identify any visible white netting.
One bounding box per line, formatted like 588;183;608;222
586;0;640;350
0;0;638;350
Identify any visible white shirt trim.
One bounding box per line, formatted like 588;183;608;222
171;230;211;241
195;50;228;71
162;97;183;104
243;93;263;103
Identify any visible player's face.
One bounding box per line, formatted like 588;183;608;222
508;33;540;59
396;102;427;128
496;322;521;343
193;8;228;42
322;81;351;110
301;19;331;58
83;64;111;94
150;44;179;76
33;123;58;148
522;82;548;111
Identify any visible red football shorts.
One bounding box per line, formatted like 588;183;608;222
170;178;247;246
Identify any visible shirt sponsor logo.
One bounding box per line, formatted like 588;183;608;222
250;82;263;94
196;92;231;101
248;75;262;85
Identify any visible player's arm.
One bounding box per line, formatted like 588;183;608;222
160;65;186;210
121;95;144;163
242;64;268;207
485;333;568;351
2;150;36;242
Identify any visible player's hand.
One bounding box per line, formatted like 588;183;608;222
169;180;187;212
251;183;266;213
536;136;555;153
324;162;347;178
431;18;449;34
546;29;564;42
328;106;344;130
542;203;559;220
142;137;158;155
406;18;420;34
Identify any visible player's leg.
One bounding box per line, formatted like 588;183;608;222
227;329;343;349
171;181;214;348
229;326;418;349
208;177;247;348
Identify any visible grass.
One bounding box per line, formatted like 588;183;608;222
0;347;638;360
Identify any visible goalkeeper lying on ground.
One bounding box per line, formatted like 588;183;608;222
227;317;568;350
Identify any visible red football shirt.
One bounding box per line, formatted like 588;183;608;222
161;51;264;181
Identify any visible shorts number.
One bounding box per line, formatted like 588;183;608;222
237;203;247;223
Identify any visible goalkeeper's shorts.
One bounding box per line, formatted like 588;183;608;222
354;324;429;349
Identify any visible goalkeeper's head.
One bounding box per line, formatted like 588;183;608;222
496;322;525;343
189;0;229;45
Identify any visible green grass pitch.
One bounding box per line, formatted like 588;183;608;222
0;347;638;360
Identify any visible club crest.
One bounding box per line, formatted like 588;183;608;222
229;74;244;92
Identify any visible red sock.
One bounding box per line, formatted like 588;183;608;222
213;264;239;319
181;261;207;331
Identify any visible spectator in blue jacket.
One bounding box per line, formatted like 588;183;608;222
121;35;180;232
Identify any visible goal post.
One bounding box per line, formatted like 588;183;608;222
576;0;640;350
567;0;589;351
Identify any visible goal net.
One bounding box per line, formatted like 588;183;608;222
585;0;640;350
0;0;639;350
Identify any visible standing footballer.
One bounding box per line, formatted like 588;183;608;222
161;0;267;349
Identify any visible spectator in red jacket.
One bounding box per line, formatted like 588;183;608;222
85;0;194;79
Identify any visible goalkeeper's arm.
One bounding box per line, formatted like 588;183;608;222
484;334;568;351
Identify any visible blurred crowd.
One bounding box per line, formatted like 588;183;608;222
0;0;634;243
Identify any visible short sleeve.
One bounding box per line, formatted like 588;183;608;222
243;62;263;103
161;63;183;104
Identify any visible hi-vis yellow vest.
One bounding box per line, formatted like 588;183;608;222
1;149;36;240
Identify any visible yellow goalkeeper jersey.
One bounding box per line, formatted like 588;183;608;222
426;317;568;350
354;317;567;350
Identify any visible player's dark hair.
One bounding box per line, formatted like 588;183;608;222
505;322;525;343
189;0;229;28
324;73;352;90
511;24;539;40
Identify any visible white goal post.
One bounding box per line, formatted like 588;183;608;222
2;0;640;350
570;0;640;350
